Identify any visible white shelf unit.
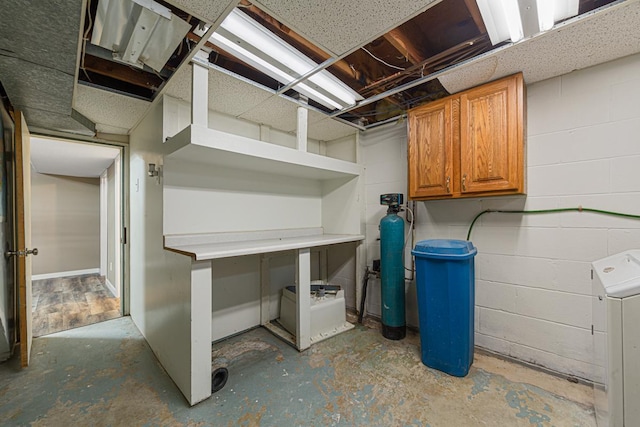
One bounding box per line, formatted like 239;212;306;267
160;123;363;406
165;124;361;180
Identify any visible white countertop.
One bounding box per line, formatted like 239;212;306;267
164;229;364;260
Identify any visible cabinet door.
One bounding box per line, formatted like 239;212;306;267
408;98;454;199
459;73;524;195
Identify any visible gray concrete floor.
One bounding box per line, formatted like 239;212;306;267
0;316;595;426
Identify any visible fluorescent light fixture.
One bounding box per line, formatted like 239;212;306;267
92;0;191;72
210;9;362;110
477;0;579;45
537;0;579;31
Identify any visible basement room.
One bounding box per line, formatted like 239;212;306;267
1;0;639;425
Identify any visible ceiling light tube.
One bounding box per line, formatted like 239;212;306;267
210;32;344;110
211;9;361;109
500;0;524;43
537;0;579;31
536;0;555;31
476;0;524;45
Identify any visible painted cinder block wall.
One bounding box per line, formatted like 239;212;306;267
360;53;640;382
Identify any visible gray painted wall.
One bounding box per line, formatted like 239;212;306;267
31;171;100;275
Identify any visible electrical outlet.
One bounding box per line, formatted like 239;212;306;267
372;259;381;272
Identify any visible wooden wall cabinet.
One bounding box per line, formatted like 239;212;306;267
408;73;525;200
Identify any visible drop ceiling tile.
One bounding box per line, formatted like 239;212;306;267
0;0;82;75
74;84;150;134
165;0;237;24
308;117;358;141
238;95;299;132
253;0;439;56
164;65;275;117
0;57;74;115
439;1;640;93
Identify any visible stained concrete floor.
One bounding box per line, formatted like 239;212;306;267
0;316;595;426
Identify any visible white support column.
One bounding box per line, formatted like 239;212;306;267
296;248;311;350
260;254;271;325
190;260;213;405
296;101;308;152
191;52;209;127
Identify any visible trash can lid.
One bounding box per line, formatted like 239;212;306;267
412;239;477;259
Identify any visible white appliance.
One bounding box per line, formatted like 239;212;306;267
592;250;640;427
279;281;353;343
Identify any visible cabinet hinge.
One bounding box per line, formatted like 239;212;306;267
591;269;593;280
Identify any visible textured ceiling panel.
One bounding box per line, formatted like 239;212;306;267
308;117;358;141
164;66;275;117
0;0;87;133
164;0;237;24
74;84;150;135
0;58;75;115
439;1;640;93
0;0;81;75
253;0;439;56
238;95;299;132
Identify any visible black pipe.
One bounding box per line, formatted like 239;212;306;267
211;367;229;393
358;267;372;324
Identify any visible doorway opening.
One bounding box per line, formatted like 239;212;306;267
29;136;124;337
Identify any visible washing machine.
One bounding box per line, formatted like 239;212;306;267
592;250;640;427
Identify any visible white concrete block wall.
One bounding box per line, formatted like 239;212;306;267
360;53;640;382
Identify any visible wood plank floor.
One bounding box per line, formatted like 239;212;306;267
31;274;121;337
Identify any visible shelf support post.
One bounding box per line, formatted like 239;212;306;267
296;247;311;350
260;254;271;326
191;51;209;127
296;96;309;152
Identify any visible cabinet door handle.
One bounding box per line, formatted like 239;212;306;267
446;176;451;193
462;174;467;192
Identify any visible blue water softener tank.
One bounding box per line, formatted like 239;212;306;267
379;193;406;340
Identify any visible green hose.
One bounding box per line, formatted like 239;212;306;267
466;207;640;241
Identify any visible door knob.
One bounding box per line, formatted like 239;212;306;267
4;248;38;258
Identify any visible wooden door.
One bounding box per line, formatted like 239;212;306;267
408;97;455;199
14;111;34;367
459;73;524;195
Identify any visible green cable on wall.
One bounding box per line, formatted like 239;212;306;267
466;207;640;241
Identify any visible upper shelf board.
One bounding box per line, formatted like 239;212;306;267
164;124;362;180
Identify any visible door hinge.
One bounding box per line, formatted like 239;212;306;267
591;324;594;335
122;227;127;245
591;269;593;280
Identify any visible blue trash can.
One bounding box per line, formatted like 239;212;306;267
411;239;477;377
